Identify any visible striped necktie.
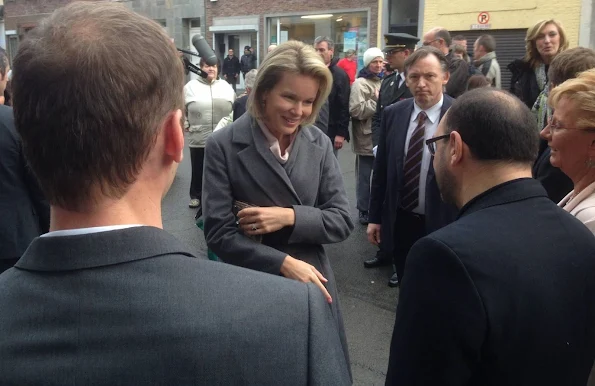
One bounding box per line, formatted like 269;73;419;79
401;111;427;212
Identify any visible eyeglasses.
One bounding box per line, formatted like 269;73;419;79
546;116;595;133
422;38;440;46
425;134;450;156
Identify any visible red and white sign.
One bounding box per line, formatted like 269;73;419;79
477;12;490;25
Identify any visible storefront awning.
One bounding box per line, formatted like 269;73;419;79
208;25;258;33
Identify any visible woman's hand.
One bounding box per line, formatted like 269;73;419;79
280;256;332;303
238;206;295;235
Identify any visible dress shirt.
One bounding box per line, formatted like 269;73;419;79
396;72;406;88
257;120;297;164
403;95;444;215
41;225;142;237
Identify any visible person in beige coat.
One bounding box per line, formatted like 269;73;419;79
540;68;595;236
350;47;384;224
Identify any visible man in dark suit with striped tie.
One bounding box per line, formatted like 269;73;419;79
368;47;458;285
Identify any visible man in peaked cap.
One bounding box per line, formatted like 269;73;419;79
366;33;418;288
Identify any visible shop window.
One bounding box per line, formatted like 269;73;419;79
267;11;368;72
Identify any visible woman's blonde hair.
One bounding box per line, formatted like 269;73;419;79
524;19;569;69
247;40;333;126
549;68;595;129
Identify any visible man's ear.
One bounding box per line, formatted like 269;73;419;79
164;109;184;163
442;70;450;86
450;131;464;166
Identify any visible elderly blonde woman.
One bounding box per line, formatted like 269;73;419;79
202;40;354;375
508;19;568;129
350;47;384;224
184;57;235;208
540;68;595;234
233;68;257;121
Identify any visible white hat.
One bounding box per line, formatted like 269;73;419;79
363;47;384;67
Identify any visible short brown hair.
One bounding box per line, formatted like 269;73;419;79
12;2;184;210
548;47;595;87
524;19;569;69
549;68;595;130
247;40;332;127
467;74;490;90
404;46;449;75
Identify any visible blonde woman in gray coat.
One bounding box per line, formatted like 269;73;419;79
202;41;354;378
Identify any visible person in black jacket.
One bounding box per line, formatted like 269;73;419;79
222;49;240;92
314;36;350;157
532;47;595;202
422;27;470;98
386;87;595;386
0;47;49;273
240;46;257;79
0;104;49;273
233;69;257;121
508;19;568;111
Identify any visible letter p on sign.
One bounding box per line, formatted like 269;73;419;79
478;12;490;24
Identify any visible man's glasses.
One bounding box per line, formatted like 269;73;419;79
422;38;440;46
425;134;450;156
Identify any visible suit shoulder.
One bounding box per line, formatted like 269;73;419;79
173;255;313;311
443;94;455;107
304;125;332;146
382;73;396;83
384;98;412;114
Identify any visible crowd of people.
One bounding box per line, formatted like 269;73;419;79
0;2;595;385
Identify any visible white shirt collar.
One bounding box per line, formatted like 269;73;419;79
399;72;406;83
412;94;444;124
41;225;143;237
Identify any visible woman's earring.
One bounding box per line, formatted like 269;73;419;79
587;158;595;168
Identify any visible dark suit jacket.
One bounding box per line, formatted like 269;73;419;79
372;72;412;147
533;142;573;203
445;51;471;99
386;179;595;386
0;105;49;260
327;57;351;141
314;99;330;135
232;94;248;121
0;226;351;385
222;55;240;77
369;96;457;254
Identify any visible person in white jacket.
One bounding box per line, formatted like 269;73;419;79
349;47;384;225
185;58;235;208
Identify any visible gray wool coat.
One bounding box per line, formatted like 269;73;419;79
203;113;354;374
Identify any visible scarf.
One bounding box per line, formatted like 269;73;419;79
473;51;497;68
531;63;550;131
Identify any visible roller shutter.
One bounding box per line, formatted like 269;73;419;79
450;29;527;91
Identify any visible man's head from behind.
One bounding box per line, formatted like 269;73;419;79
548;47;595;88
431;89;539;208
12;2;185;212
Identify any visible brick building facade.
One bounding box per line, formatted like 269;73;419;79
205;0;378;87
4;0;70;60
